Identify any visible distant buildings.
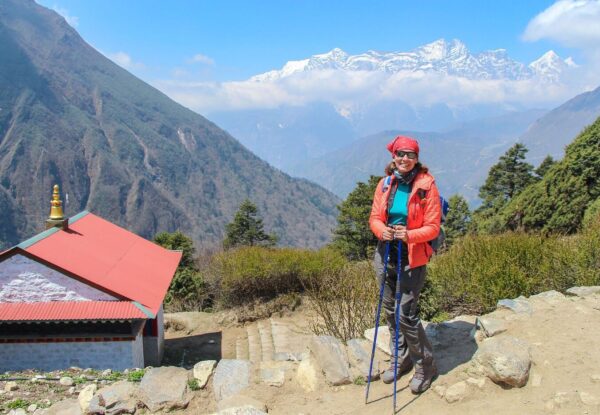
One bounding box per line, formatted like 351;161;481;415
0;186;181;371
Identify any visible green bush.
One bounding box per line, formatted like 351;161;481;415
7;399;30;409
426;223;600;315
210;246;346;308
127;369;145;382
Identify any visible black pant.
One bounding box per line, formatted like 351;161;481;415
373;241;434;366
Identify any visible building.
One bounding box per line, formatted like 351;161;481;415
0;186;182;371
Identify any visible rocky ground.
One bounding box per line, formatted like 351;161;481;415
2;286;600;414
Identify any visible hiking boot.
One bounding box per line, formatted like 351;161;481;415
381;358;413;384
409;361;438;393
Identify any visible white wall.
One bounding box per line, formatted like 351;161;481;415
0;255;116;302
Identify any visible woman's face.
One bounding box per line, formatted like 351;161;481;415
393;149;418;174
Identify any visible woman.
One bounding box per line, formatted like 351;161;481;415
369;135;441;394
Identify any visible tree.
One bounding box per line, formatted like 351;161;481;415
154;231;207;310
332;175;380;260
444;194;471;246
474;143;535;233
535;155;557;179
224;199;277;249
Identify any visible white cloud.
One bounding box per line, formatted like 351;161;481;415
189;53;215;65
51;5;79;27
153;68;589;114
523;0;600;49
106;52;145;71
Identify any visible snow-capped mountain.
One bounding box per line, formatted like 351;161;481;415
251;39;575;83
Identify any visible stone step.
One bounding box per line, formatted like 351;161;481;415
257;320;274;361
246;324;262;363
270;318;310;360
235;337;249;360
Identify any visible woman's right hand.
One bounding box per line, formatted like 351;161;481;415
381;227;394;241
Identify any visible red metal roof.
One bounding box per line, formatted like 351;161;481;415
0;301;148;321
1;212;181;318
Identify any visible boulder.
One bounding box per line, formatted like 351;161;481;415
5;381;18;391
193;360;217;389
308;336;351;386
259;362;285;387
96;381;137;410
444;381;468;403
138;367;190;412
566;286;600;297
78;384;97;413
346;338;379;381
496;296;532;315
59;377;74;387
44;399;82;415
296;357;319;392
217;395;267;412
476;317;507;338
213;360;252;401
364;326;391;355
473;336;531;387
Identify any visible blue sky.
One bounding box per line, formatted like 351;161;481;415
36;1;600;114
38;0;570;81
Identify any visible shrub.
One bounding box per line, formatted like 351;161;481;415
210;246;346;308
127;369;145;382
303;261;378;342
188;378;200;391
426;225;600;315
7;399;30;409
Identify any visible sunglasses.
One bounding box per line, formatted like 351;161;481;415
394;150;418;160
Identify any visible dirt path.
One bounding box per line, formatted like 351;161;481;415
165;291;600;415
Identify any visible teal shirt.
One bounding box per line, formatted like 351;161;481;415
388;183;410;225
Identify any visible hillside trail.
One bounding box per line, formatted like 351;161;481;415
164;291;600;415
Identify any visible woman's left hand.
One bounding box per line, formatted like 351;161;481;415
392;225;408;242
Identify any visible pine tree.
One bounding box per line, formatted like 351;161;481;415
332;175;380;260
474;143;535;232
535;155;556;179
224;199;277;249
444;194;471;246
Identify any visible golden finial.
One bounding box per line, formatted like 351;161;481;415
49;184;64;220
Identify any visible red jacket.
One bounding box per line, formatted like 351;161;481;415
369;170;441;268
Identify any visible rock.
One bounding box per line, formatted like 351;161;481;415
78;384;97;413
529;290;565;303
566;286;600;297
138;367;189;412
466;377;485;388
531;373;542;387
296;357;319;392
497;296;532;315
579;391;600;406
97;381;137;409
213;360;252;401
346;338;379;381
87;395;105;414
308;335;352;386
105;399;137;415
259;362;285;387
433;384;446;398
476;317;507;338
217;395;267;412
473;336;531;387
68;387;76;395
591;374;600;383
5;381;18;391
44;399;82;415
193;360;217;389
27;404;38;413
445;381;468;403
101;369;112;377
211;406;267;415
364;326;391;355
9;409;26;415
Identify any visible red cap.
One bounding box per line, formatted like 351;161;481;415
386;135;420;155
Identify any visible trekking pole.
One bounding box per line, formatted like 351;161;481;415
365;241;390;404
392;241;403;414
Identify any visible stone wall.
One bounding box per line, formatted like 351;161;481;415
0;334;144;371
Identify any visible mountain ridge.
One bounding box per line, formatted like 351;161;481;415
0;0;339;249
